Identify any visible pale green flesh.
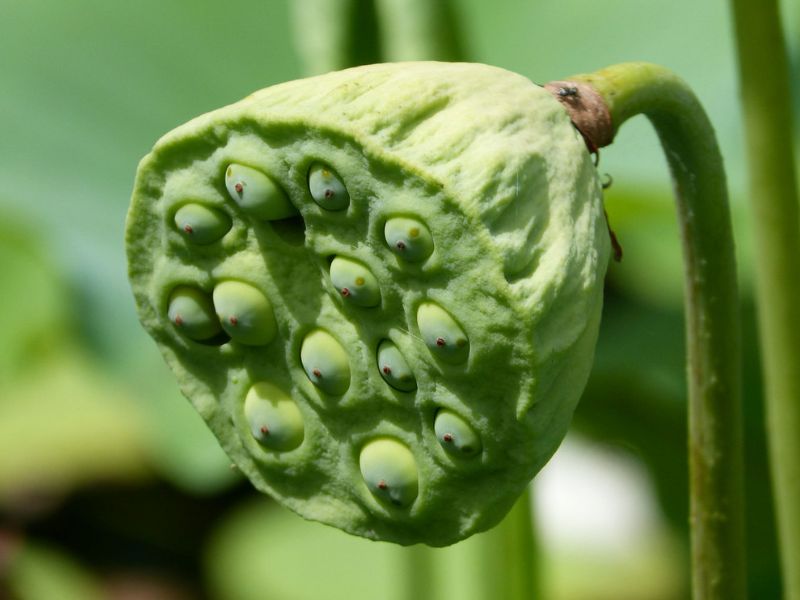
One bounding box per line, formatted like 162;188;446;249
126;62;610;546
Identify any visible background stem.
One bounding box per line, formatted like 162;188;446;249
567;63;746;599
727;1;800;597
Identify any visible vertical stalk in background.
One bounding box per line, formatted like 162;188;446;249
728;1;800;597
550;62;746;599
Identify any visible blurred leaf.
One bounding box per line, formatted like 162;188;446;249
7;540;103;600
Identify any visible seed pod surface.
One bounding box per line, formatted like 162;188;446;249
126;62;610;546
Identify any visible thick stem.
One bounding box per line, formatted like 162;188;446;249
551;63;746;599
728;2;800;597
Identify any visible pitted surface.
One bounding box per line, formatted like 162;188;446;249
126;62;610;546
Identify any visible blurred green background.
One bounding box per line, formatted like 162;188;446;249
1;0;798;598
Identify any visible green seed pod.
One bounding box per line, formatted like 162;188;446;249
225;163;297;220
384;217;434;262
127;62;610;546
308;163;350;211
174;203;232;245
244;382;304;451
167;286;222;341
329;256;381;307
416;301;469;365
213;281;277;346
359;437;419;508
376;340;416;392
434;409;481;458
300;329;351;395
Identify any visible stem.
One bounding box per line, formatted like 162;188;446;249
728;1;800;597
476;486;539;600
555;62;746;598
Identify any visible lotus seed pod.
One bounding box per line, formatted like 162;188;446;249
329;256;381;307
174;203;232;245
212;281;277;346
300;329;351;395
376;340;416;392
167;287;222;341
126;62;610;546
434;409;482;458
359;438;419;508
225;163;297;220
384;217;434;262
308;163;350;210
416;302;469;365
244;382;304;451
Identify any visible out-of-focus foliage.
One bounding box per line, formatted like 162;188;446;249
0;0;794;597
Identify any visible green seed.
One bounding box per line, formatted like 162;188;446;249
173;203;232;245
308;163;349;210
376;340;417;392
244;382;304;451
330;256;381;307
225;163;297;220
434;409;482;458
384;217;434;262
359;438;418;508
167;286;222;341
300;329;351;395
416;302;469;364
213;281;277;345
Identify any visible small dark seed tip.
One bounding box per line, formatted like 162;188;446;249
377;480;388;490
183;224;193;234
442;433;454;443
436;337;446;347
234;182;244;194
396;240;406;250
340;287;350;297
229;316;238;326
312;368;322;378
260;425;270;435
174;315;184;326
382;366;391;375
324;189;334;199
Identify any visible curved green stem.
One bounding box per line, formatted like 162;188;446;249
728;1;800;597
563;63;746;598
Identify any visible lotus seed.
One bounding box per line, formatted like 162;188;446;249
329;257;381;307
300;329;351;395
359;438;419;508
244;382;304;451
384;217;434;262
416;302;469;364
434;409;482;458
225;163;297;220
167;286;222;341
308;163;350;210
376;340;417;392
173;203;232;245
212;281;277;345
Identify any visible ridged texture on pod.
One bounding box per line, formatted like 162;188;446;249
126;62;610;546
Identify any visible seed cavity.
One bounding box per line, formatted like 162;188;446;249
167;286;222;341
212;281;278;346
308;163;349;211
434;409;482;458
244;382;304;451
225;163;297;220
359;438;418;508
300;329;351;395
416;302;469;364
376;340;417;392
384;217;434;262
173;203;232;245
329;257;380;308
